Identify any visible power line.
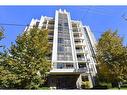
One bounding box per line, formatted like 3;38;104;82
0;23;29;27
0;23;127;35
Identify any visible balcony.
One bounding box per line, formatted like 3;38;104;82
75;42;85;46
73;31;82;34
74;37;80;39
76;49;84;54
48;34;53;38
74;36;84;40
77;58;86;61
77;67;88;73
73;29;78;32
48;39;53;44
72;23;77;27
48;27;54;30
48;25;54;27
48;21;54;25
51;63;75;73
48;42;53;44
50;69;75;73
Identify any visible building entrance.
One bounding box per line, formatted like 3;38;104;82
50;74;79;89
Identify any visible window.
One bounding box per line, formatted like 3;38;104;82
64;23;68;27
57;63;73;69
66;63;73;68
64;28;69;31
65;53;73;61
76;47;82;50
78;63;86;68
77;54;82;58
58;27;63;31
57;63;64;69
58;23;62;26
58;45;64;52
58;38;64;43
58;33;63;38
36;22;40;27
58;53;64;58
65;47;71;52
43;21;47;24
64;40;70;45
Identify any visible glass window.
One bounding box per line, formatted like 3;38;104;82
66;53;72;58
57;63;64;69
58;27;63;31
58;23;62;26
58;45;64;52
65;53;73;61
36;22;40;27
58;53;64;56
58;33;63;38
66;63;73;68
78;63;86;68
64;40;70;45
65;47;71;52
58;38;64;43
64;23;68;27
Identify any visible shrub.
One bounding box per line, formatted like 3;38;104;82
81;81;91;89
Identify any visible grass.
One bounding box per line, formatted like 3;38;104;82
109;87;127;90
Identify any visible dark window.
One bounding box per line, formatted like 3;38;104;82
58;45;64;51
58;23;62;26
58;38;64;43
64;23;68;27
78;63;86;68
66;64;73;68
36;22;40;27
57;63;64;69
58;27;63;31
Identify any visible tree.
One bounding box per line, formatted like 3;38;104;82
0;27;51;89
96;30;127;84
0;27;15;89
0;26;5;48
0;26;4;40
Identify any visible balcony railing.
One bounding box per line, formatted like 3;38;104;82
48;35;53;38
75;42;82;44
75;42;85;46
76;49;84;53
77;58;86;61
77;67;88;73
73;31;82;34
48;25;54;27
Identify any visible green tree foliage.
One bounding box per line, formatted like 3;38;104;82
0;26;5;48
0;26;4;40
0;27;51;89
96;30;127;83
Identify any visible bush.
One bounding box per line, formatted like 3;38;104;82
81;81;91;89
93;82;112;89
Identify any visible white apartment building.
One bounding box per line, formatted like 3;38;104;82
25;9;97;89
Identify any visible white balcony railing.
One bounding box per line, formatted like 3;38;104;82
77;67;88;73
76;49;84;53
77;58;86;61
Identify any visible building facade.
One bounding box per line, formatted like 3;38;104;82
25;9;97;89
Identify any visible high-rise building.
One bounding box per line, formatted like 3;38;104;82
25;9;97;89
